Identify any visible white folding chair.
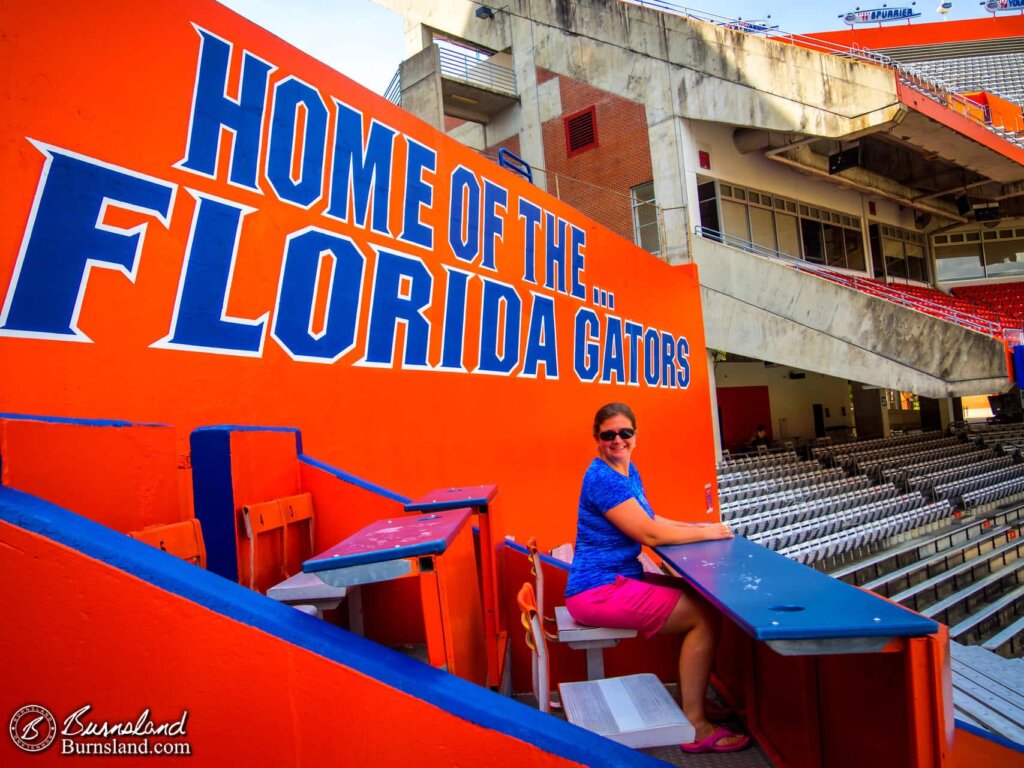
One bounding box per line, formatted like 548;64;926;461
518;582;694;748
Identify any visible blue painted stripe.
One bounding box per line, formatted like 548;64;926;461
192;424;303;453
0;412;167;428
190;429;238;583
298;455;411;505
955;718;1024;753
0;487;665;768
505;539;570;571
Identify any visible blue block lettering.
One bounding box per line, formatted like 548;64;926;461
448;166;480;264
661;331;678;388
544;213;566;293
399;138;436;249
677;336;690;389
569;224;586;300
644;328;661;387
601;317;625;384
271;229;365;362
574;308;600;383
481;180;507;271
518;199;542;284
361;249;432;369
439;266;472;371
477;278;521;375
159;193;266;355
624;321;643;385
0;145;174;340
326;101;396;234
522;293;558;379
178;28;272;189
266;77;328;207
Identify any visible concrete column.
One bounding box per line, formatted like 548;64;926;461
509;15;547;192
939;397;955;432
643;56;693;266
645;111;693;265
706;350;723;462
403;21;433;57
399;46;443;131
952;397;965;423
919;396;942;432
852;383;890;439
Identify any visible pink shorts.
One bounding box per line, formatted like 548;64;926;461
565;574;682;638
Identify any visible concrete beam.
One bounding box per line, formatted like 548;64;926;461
769;143;967;222
376;0;903;137
694;237;1011;398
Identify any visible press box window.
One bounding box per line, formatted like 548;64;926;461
564;106;598;157
631;182;659;254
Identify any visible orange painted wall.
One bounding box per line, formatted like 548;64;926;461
0;0;718;553
962;92;1024;134
0;515;599;767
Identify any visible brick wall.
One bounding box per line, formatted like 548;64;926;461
483;71;653;246
540;69;653;244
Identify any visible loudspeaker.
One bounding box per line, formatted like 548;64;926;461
974;204;1001;222
955;195;971;215
828;146;860;175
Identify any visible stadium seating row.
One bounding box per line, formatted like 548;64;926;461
748;494;928;552
727;485;896;534
932;465;1024;505
779;501;953;566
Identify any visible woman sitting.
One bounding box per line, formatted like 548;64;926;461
565;402;749;754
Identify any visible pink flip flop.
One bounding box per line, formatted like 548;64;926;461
680;726;751;753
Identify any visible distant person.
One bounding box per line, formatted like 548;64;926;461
750;424;769;449
565;402;749;753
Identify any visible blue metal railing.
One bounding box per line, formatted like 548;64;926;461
497;148;533;183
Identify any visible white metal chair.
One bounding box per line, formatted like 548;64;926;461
527;538;635;680
517;582;694;748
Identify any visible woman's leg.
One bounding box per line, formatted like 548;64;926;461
658;590;745;748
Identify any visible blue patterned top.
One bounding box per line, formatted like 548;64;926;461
565;458;654;597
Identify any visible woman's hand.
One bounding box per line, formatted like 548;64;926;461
609;502;736;547
701;523;734;541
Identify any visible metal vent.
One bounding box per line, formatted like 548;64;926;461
565;107;597;156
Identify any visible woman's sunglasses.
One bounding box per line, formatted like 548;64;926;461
598;428;636;442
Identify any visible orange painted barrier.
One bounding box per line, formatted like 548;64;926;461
0;488;660;767
801;16;1024;50
0;416;185;531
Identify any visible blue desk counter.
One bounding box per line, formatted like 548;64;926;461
656;536;938;655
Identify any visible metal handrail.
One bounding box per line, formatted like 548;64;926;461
437;46;517;95
621;1;1024;148
497;147;533;183
383;69;401;106
693;226;1004;337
